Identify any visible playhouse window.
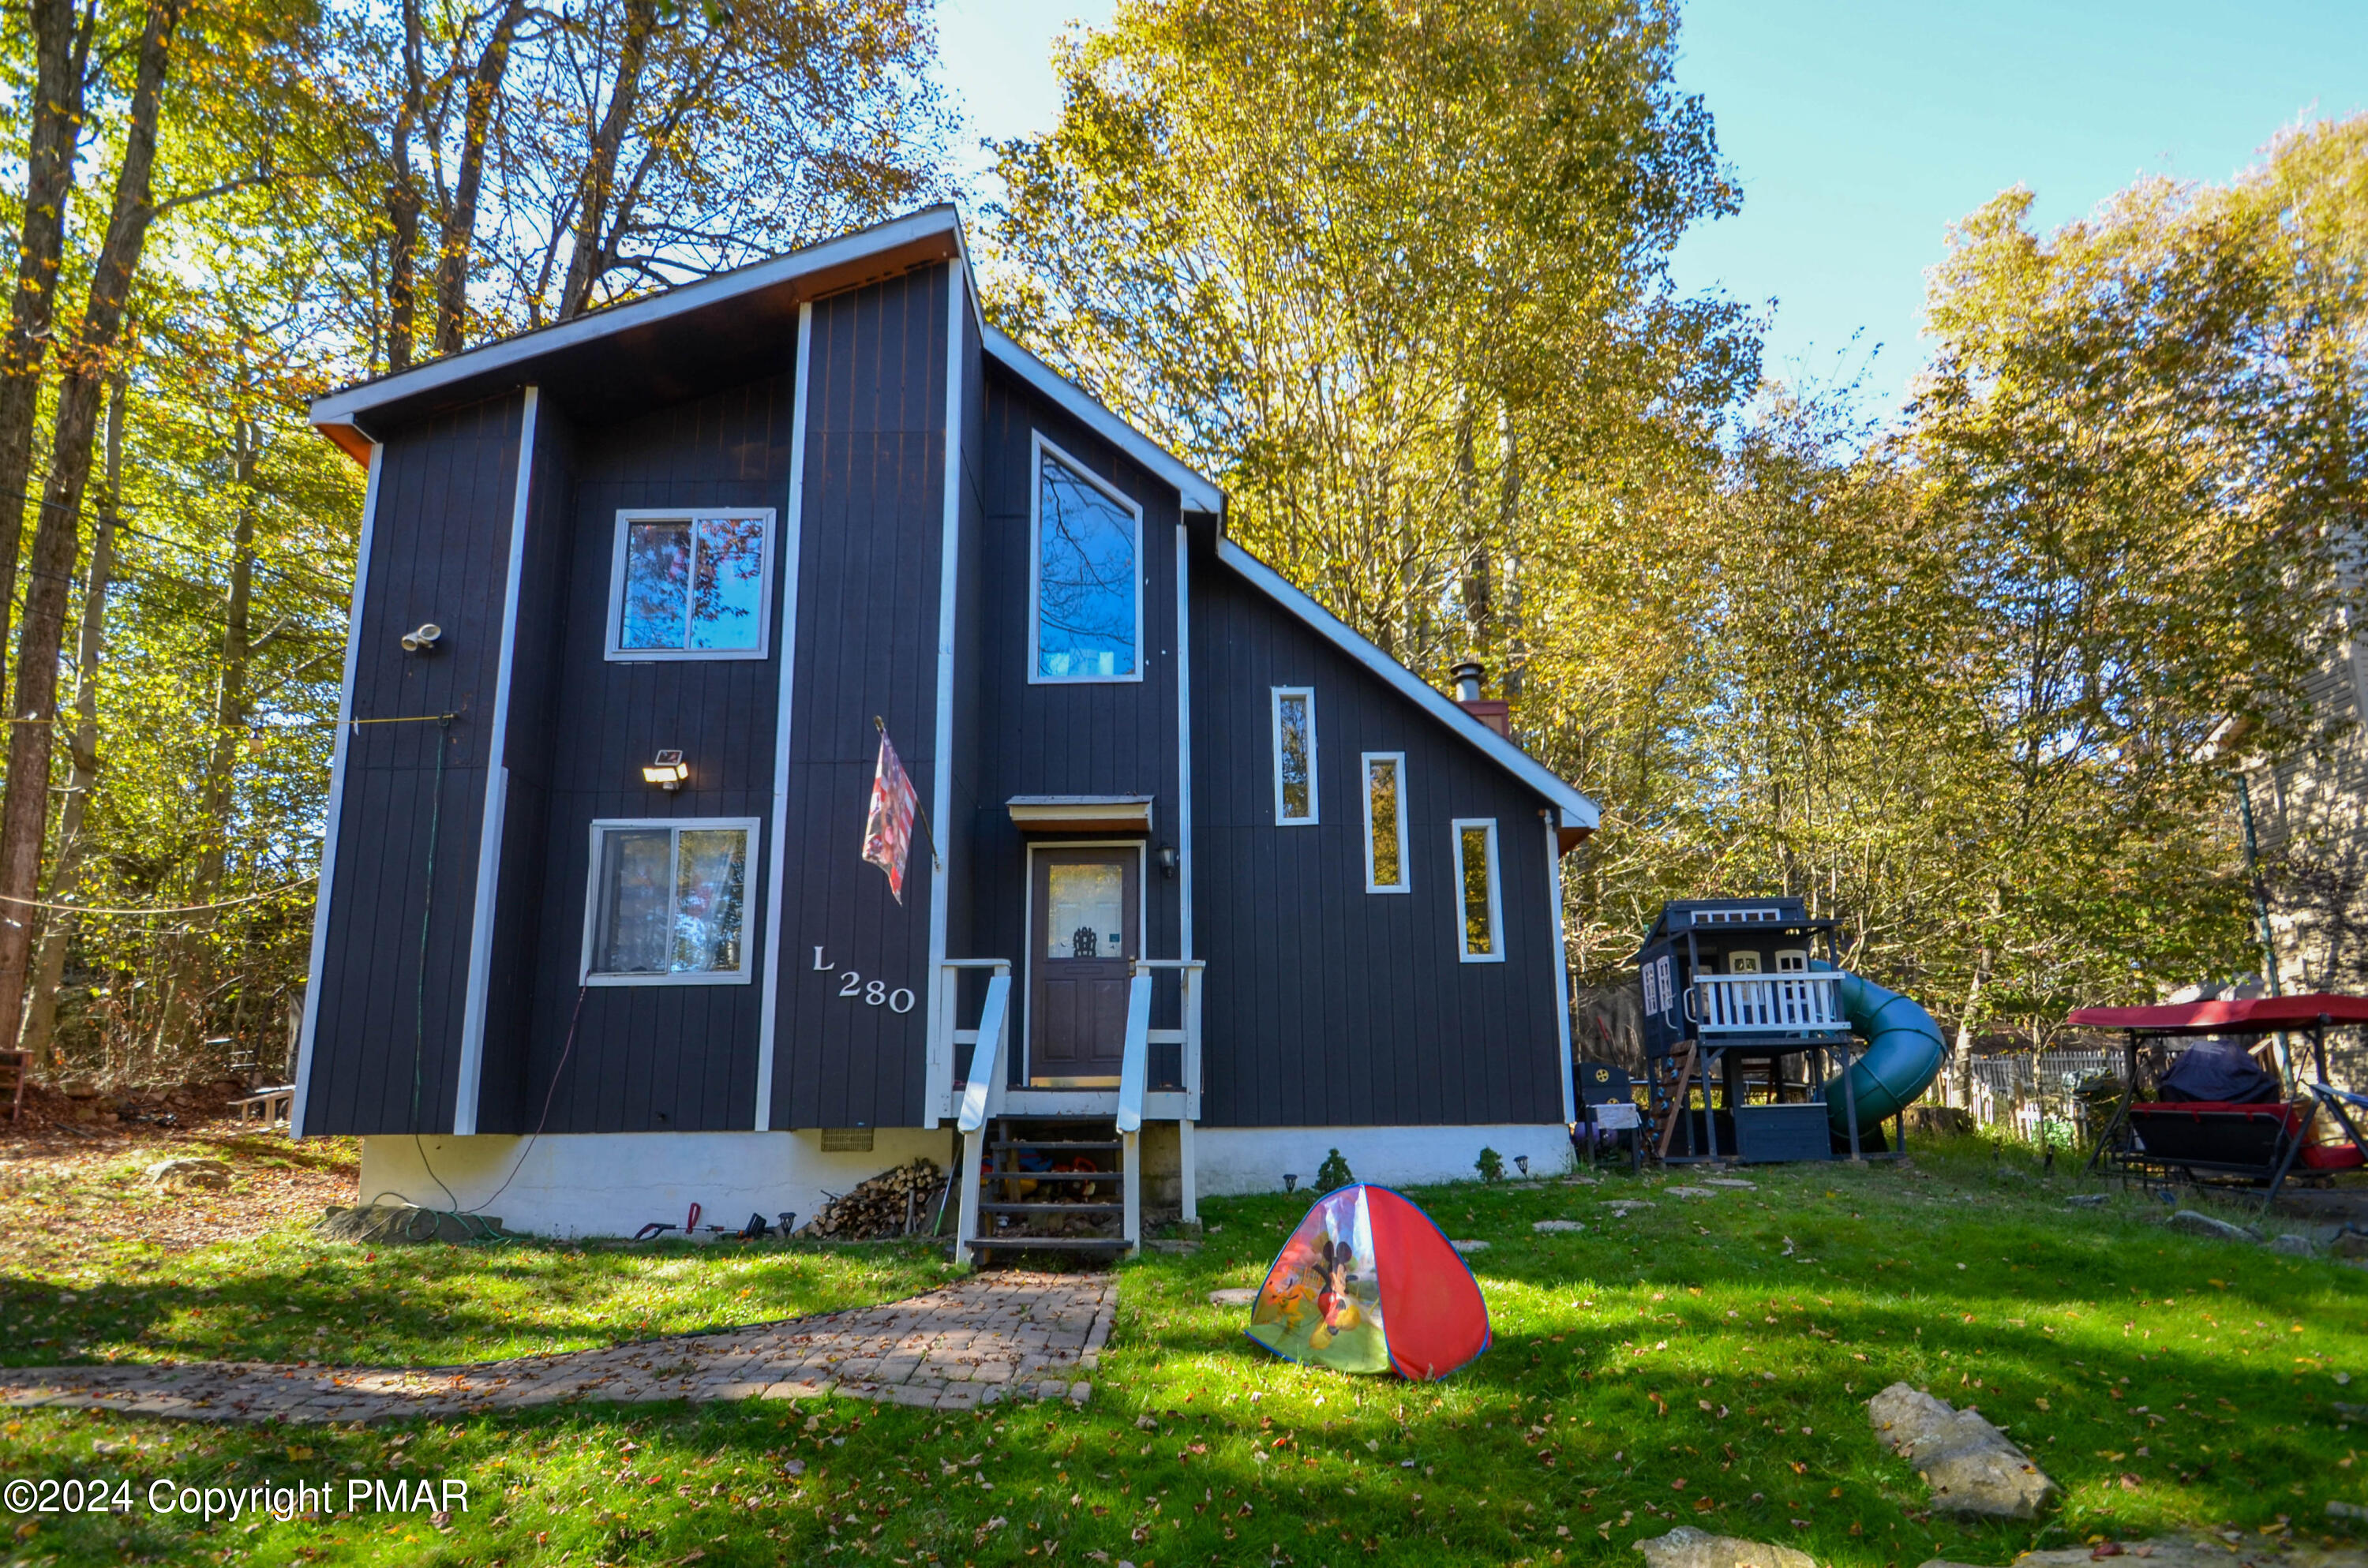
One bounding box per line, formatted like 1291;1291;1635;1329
583;819;757;984
1032;441;1141;682
1273;687;1317;824
607;509;775;660
1452;818;1503;962
1363;752;1407;891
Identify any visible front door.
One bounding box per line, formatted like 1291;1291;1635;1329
1029;848;1139;1086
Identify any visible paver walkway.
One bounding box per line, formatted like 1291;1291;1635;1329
0;1270;1112;1425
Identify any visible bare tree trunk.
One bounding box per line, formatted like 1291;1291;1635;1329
1495;400;1522;700
432;0;529;355
0;0;98;717
0;0;185;1053
383;0;428;372
1951;945;1990;1110
558;0;660;321
1453;391;1492;660
21;375;122;1063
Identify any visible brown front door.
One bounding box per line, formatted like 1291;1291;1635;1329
1029;848;1139;1086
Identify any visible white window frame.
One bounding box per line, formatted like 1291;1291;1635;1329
1361;750;1408;893
1774;949;1808;972
604;507;777;662
579;816;762;986
1028;432;1145;686
1451;817;1504;964
1272;685;1318;825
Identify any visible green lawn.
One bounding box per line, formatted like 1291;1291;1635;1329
2;1141;2363;1566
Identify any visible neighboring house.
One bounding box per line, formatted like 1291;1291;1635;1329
295;206;1599;1247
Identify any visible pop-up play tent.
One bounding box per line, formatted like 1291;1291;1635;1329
1242;1184;1489;1381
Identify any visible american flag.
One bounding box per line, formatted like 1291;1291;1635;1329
862;727;919;904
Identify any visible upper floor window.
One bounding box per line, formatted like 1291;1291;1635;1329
1032;439;1141;683
1452;818;1503;962
582;818;757;985
1362;751;1407;891
607;508;775;661
1272;687;1317;824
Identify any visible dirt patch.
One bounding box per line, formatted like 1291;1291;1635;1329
2;1084;357;1271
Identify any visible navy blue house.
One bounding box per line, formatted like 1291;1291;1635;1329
298;207;1599;1248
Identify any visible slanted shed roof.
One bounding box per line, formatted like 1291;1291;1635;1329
308;204;1596;835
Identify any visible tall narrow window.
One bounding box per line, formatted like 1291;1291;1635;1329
1032;440;1141;682
1362;752;1408;892
1272;687;1317;825
1452;818;1503;962
606;509;775;660
583;819;758;984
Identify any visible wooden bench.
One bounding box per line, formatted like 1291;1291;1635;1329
233;1085;295;1125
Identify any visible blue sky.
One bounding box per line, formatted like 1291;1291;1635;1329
935;0;2368;413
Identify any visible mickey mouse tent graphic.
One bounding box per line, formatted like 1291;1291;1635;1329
1242;1184;1489;1380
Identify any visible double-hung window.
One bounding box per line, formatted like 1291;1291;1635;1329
1272;687;1317;825
582;818;758;984
1362;752;1407;891
1031;437;1142;682
1452;818;1503;962
606;508;775;660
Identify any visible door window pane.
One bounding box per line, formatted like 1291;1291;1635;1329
1274;687;1316;823
613;512;770;654
1366;754;1406;890
589;822;752;979
1456;821;1500;960
1046;862;1126;959
1036;454;1138;679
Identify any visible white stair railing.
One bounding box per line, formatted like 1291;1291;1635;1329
953;969;1012;1266
1115;973;1152;1256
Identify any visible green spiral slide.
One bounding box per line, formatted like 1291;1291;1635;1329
1811;960;1947;1136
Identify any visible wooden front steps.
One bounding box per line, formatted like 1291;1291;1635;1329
963;1116;1133;1265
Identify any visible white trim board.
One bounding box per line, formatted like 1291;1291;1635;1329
454;386;540;1135
1546;813;1576;1127
924;259;965;1125
290;440;386;1140
1216;537;1599;831
755;302;815;1132
310;206;968;430
1174;522;1194;961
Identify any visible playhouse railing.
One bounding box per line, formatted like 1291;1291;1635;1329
1688;973;1846;1035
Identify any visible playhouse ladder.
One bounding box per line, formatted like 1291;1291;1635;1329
958;1115;1135;1266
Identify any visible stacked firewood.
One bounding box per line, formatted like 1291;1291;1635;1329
800;1158;947;1240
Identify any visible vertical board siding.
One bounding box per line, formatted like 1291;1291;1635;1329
773;267;951;1129
970;368;1186;1086
515;372;793;1133
1190;537;1566;1128
303;393;524;1135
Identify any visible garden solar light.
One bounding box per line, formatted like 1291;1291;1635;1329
1283;1173;1298;1192
643;749;688;790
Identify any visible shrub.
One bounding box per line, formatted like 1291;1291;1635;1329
1315;1148;1354;1192
1474;1146;1504;1183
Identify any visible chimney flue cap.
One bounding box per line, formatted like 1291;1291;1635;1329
1451;657;1485;703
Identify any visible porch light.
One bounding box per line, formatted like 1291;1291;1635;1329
1156;845;1178;879
1515;1155;1530;1176
643;749;689;791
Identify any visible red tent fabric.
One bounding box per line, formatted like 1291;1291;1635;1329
2066;994;2368;1037
1241;1184;1489;1382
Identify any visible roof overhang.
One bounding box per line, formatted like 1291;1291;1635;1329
980;327;1224;517
309;205;971;451
1215;538;1599;839
1007;795;1156;834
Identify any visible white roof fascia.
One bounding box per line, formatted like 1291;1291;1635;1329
310;206;967;428
1215;537;1600;830
981;325;1225;516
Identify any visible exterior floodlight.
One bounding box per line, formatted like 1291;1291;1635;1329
643;749;688;791
399;622;443;653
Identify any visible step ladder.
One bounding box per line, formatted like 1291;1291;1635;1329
958;1117;1135;1265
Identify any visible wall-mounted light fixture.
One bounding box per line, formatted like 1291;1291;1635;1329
1156;844;1178;880
643;748;688;791
399;622;443;653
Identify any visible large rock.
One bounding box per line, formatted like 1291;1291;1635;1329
144;1157;230;1192
1635;1525;1816;1568
2167;1210;2260;1244
1869;1383;2058;1518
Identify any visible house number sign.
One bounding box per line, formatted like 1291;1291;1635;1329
813;947;916;1013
